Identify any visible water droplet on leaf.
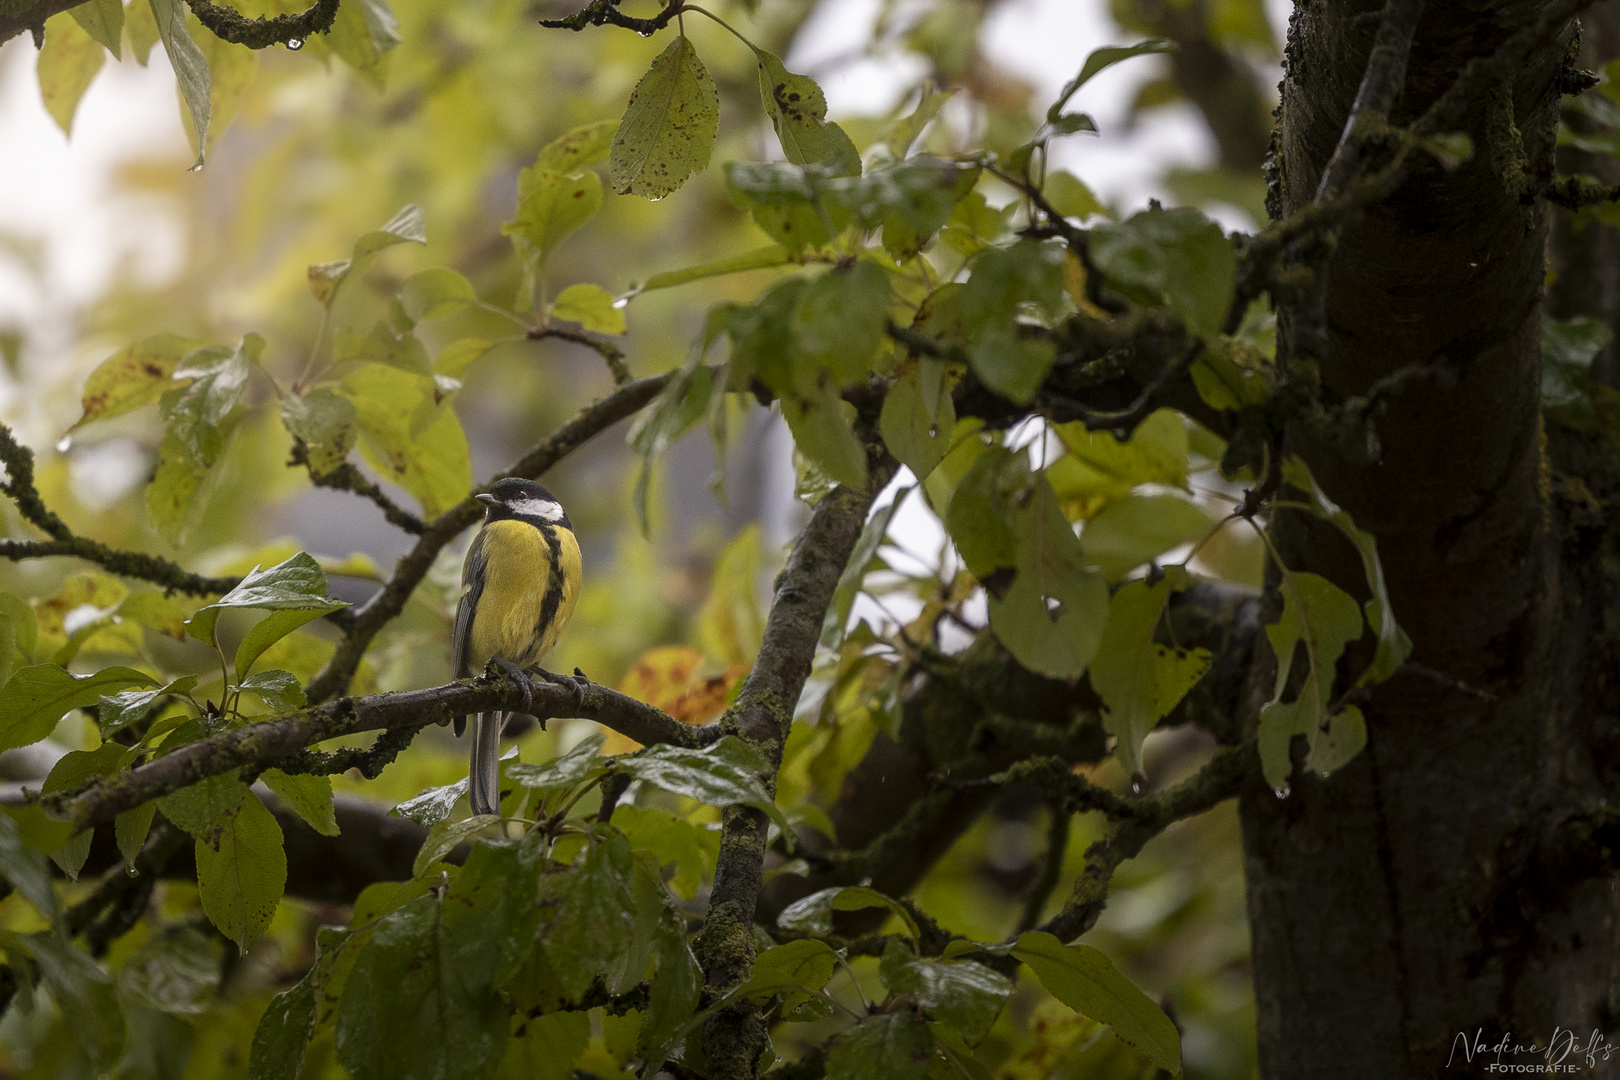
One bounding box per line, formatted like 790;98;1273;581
286;37;303;50
928;423;939;438
54;435;71;453
1274;783;1291;800
1129;772;1148;795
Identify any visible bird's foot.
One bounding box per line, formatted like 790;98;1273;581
535;667;587;712
490;656;534;715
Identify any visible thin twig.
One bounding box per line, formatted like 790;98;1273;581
528;326;633;386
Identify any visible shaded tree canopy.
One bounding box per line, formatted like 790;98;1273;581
0;0;1616;1077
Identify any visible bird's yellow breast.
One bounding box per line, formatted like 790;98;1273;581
467;518;581;671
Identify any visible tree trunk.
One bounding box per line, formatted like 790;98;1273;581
1241;1;1620;1075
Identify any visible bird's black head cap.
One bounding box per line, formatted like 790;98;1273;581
477;478;570;528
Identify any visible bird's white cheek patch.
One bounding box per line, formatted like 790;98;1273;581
507;496;565;521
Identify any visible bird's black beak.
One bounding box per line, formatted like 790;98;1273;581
476;493;499;507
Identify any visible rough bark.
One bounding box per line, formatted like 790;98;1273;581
1244;1;1620;1075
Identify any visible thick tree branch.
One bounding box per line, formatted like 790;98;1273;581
50;664;710;832
0;423;239;596
304;373;669;704
697;456;898;1080
0;0;83;46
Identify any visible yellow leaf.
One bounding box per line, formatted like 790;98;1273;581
37;14;106;136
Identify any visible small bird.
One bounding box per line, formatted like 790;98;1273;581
451;478;584;816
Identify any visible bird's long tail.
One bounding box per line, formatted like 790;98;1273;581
469;711;507;816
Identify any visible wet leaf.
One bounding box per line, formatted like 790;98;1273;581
609;36;719;200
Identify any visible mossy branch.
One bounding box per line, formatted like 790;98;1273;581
182;0;338;49
49;664;711;833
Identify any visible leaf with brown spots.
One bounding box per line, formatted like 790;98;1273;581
70;332;200;431
753;49;859;176
607;36;718;201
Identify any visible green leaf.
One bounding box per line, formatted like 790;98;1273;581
161;336;257;466
826;1012;936;1080
118;924;222;1015
959;241;1064;404
147;0;210;167
413;815;498;877
944;446;1026;579
881;358;954;480
1011;931;1180;1073
1280;457;1412;686
310;204;424;306
262;769;338;836
98;673;196;737
776;884;921;938
986;474;1110;680
793;260;890;383
16;932;126;1067
341;362;473;519
0;663;155;752
400;268;476;321
637;858;702;1061
115;802;157;867
445;836;547;987
1043;170;1105;219
503;122;614;273
0;593;37;681
186;552;344;648
333;320;433;377
70;0;124;55
146;432;210;543
1049;408;1189;516
391;778;469;827
1305;704;1367;777
1089;205;1235;341
549;283;627;335
498;1011;589;1080
822;487;909;650
634;244;793;296
239;669;306;712
616;736;789;832
0;811;58;927
546;826;637;999
159;771;248;837
1542;315;1612;409
608;35;719;200
737;938;838;999
250;928;350;1080
326;0;400;90
878;939;1012;1042
37;13;106;135
193;791;287;951
507;730;608;794
614;804;718;900
754;48;860;175
235;605;343;680
1048;39;1175;122
1258;570;1366;788
1089;572;1213;777
435;337;497;379
780;380;869;491
335;892;508;1080
1080;493;1212;579
884;82;955;157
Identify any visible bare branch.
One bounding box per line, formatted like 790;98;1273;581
528;326;633;386
288;441;426;535
182;0;337;48
539;0;683;34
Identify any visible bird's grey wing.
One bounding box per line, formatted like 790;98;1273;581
451;530;489;737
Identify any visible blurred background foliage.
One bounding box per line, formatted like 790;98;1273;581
0;0;1282;1074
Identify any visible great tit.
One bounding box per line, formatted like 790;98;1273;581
451;477;583;816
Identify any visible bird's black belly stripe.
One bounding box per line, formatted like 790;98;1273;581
535;522;565;658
